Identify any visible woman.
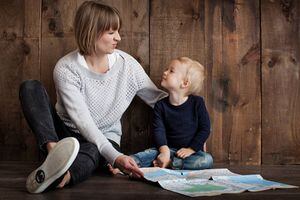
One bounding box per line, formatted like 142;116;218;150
20;1;167;193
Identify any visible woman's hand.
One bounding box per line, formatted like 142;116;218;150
114;155;144;178
176;147;195;159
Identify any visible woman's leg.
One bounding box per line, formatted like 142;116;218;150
69;140;121;185
68;142;101;185
19;80;79;193
19;80;73;153
130;148;159;168
19;80;123;188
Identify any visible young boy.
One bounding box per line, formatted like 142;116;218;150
131;57;213;170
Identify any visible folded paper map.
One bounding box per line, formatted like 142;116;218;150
140;167;298;197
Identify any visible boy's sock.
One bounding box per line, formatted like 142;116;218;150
26;137;79;193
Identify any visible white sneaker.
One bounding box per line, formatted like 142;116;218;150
26;137;79;193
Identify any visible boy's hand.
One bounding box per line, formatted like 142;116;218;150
153;152;171;168
176;147;195;159
153;145;171;168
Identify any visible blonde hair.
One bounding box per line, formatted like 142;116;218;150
177;57;205;95
74;1;121;55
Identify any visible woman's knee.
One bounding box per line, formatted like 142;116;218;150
19;80;43;98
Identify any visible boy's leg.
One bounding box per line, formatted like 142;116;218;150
181;151;213;170
130;148;159;168
169;149;184;170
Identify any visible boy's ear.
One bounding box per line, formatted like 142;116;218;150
181;80;190;88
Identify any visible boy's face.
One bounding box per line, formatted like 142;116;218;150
161;60;188;92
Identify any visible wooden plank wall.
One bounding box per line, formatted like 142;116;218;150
0;0;299;165
261;0;300;164
203;0;261;165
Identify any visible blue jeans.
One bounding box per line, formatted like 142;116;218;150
131;148;213;170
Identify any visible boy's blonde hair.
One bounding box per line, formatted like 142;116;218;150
74;1;121;55
177;57;205;95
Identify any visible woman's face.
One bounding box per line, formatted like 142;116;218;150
95;28;121;54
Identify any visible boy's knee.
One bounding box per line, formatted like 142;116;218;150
204;153;213;169
184;152;213;170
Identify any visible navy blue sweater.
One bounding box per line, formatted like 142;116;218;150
153;95;211;152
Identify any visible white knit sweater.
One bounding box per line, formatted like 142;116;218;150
53;49;167;165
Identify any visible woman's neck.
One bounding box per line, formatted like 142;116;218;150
168;91;188;106
84;53;109;74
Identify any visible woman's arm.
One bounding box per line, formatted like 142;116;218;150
122;52;168;108
53;61;122;165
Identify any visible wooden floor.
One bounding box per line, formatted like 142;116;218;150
0;161;299;200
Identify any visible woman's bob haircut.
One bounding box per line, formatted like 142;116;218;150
74;1;121;55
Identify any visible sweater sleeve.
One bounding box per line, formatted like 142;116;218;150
53;61;123;165
189;97;211;152
152;102;168;148
127;55;167;108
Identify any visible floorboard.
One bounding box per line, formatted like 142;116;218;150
0;161;299;199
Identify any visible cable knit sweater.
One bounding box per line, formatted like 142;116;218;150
53;49;167;165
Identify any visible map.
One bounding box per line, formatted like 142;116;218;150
140;167;298;197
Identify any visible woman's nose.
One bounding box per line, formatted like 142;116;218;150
114;32;121;42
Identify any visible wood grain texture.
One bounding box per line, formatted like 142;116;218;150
205;0;261;165
150;0;205;86
0;0;299;164
261;0;300;164
0;0;41;160
41;0;77;102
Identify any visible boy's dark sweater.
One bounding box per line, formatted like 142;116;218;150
153;95;211;152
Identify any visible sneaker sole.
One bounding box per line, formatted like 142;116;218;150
26;137;79;193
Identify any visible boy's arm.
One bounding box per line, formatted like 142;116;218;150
189;97;211;152
152;102;171;168
152;102;168;148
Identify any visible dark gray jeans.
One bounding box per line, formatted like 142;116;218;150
19;80;120;185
